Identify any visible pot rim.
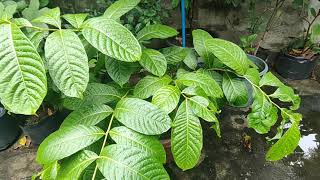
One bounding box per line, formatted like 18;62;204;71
282;53;318;62
247;54;268;76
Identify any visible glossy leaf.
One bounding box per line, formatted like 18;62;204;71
45;29;89;98
259;72;283;87
61;104;113;127
13;18;32;27
37;125;104;164
97;145;169;179
62;13;88;28
192;29;217;65
152;85;181;113
105;56;139;86
161;46;189;64
137;24;178;41
39;161;59;180
189;96;219;123
207;38;249;75
266;122;300;161
270;86;301;110
114;98;171;135
57;150;98;179
0;23;47;115
63;83;123;110
133;75;172;99
104;0;141;20
176;72;223;98
110;126;166;163
244;68;260;85
32;7;61;28
82;17;141;62
140;49;167;76
171;100;203;170
248;89;278;134
222;73;249;106
183;49;198;70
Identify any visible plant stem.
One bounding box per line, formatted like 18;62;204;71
91;114;115;180
302;10;320;54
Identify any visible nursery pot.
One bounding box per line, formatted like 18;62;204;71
275;53;317;80
0;106;21;151
21;110;69;145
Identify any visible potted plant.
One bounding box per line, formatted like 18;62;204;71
0;0;303;179
275;7;320;80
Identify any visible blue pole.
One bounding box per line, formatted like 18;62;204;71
181;0;186;47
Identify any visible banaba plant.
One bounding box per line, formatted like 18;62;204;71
0;0;301;179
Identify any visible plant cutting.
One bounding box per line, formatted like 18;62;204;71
276;5;320;79
0;0;302;179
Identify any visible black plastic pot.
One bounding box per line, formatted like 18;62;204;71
0;107;21;151
275;54;317;80
21;110;69;145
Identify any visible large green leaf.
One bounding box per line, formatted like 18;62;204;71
0;22;47;115
45;29;89;98
61;104;113;127
171;100;203;170
32;7;61;28
103;0;141;20
62;13;88;28
57;150;98;179
110;126;166;163
244;67;260;85
222;73;249;106
192;29;217;65
63;83;123;110
176;72;223;98
133;75;172;99
259;72;283;87
183;49;198;70
247;89;278;134
97;144;169;179
207;38;249;75
105;56;139;86
82;17;141;62
114;98;171;135
37;125;104;164
189;96;219;123
39;161;59;180
152;85;181;113
266;122;300;161
137;24;178;41
270;86;301;110
140;49;167;76
161;46;189;64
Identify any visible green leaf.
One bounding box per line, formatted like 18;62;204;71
192;29;217;66
266;122;300;161
182;86;207;98
114;98;171;135
105;56;139;87
40;161;59;180
248;89;278;134
171;100;203;170
37;125;104;164
62;13;88;28
161;46;189;64
82;17;141;62
63;83;123;110
110;126;166;163
270;86;301;110
171;0;180;8
207;38;249;75
12;18;32;27
244;68;260;85
133;75;172;99
32;7;61;28
137;24;178;41
310;8;317;17
104;0;141;20
0;23;47;115
259;72;283;87
140;49;167;76
61;104;113;127
176;72;223;98
1;2;17;20
27;26;49;49
152;85;181;113
189;96;219;123
222;73;249;106
57;150;98;180
45;29;89;98
311;24;320;44
197;69;223;87
97;145;169;179
183;49;198;70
